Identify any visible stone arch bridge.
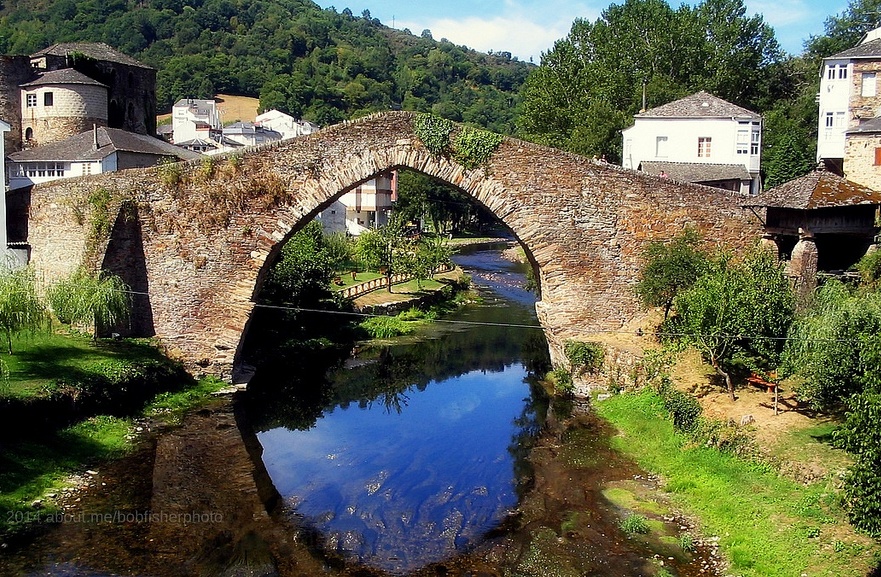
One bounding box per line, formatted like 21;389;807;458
22;112;761;379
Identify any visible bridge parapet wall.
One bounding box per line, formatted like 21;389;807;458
24;112;762;378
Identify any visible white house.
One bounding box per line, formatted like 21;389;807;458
622;91;762;195
222;121;282;147
172;98;221;144
817;26;881;177
320;172;397;236
6;126;200;190
254;109;319;140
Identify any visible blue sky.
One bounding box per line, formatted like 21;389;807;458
315;0;847;62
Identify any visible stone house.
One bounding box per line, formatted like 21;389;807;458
6;126;200;191
0;43;156;153
622;91;762;195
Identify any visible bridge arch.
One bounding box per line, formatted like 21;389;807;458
23;112;761;379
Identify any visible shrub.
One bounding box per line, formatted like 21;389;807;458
358;316;416;339
662;388;702;433
550;366;574;396
856;249;881;291
564;340;605;375
835;391;881;537
619;513;650;535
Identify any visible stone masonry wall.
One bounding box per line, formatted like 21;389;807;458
845;132;881;190
0;55;35;152
26;112;762;379
21;84;108;145
850;61;881;126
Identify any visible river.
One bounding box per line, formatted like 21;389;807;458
0;244;721;577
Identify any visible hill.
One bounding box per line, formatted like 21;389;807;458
0;0;532;133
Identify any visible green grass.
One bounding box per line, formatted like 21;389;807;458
330;271;383;290
0;330;168;400
0;329;228;539
595;389;879;577
0;414;133;537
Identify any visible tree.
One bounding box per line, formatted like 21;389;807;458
836;389;881;536
672;248;794;399
0;266;46;354
354;219;407;292
47;269;130;339
518;0;783;160
262;221;338;305
781;281;881;410
806;0;881;58
635;226;710;319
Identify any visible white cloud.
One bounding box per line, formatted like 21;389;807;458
397;15;573;63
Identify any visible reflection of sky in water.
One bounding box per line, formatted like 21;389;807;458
258;363;532;574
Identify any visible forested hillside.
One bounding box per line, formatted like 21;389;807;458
0;0;530;132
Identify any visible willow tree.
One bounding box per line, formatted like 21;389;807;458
0;266;47;354
48;270;130;339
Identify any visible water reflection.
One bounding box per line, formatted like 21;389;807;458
246;246;550;574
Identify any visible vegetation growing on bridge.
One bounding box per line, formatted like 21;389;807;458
414;114;505;169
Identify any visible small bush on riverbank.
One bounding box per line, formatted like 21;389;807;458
358;316;417;339
619;513;650;536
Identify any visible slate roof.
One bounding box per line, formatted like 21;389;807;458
8;127;201;162
742;169;881;209
31;43;151;69
639;161;752;183
20;68;107;89
827;38;881;60
636;91;759;119
846;116;881;134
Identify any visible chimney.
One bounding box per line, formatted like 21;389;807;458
93;124;98;150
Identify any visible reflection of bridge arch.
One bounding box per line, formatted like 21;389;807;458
24;112;761;378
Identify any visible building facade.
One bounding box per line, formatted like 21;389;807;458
817;27;881;174
172;98;221;144
320;172;397;236
622;91;762;195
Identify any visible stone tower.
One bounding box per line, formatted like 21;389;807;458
20;69;108;147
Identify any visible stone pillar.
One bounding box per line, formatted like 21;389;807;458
789;229;818;307
759;233;780;260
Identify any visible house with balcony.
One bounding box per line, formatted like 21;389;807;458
817;27;881;177
319;172;397;236
622;91;762;195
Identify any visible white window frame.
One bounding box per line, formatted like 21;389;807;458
825;112;834;128
655;136;668;158
25;93;37;107
838;64;848;79
863;72;877;97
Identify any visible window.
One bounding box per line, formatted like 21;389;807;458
736;127;749;155
655;136;668;157
25;93;36;107
825;112;834;128
839;64;848;79
751;129;760;155
43;92;53;106
827;65;836;80
835;111;846;128
698;137;711;158
874;147;881;165
863;73;877;97
24;127;32;141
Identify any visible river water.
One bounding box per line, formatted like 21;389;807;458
0;244;720;577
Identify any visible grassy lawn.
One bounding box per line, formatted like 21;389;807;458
330;270;383;290
0;330;169;400
595;389;880;577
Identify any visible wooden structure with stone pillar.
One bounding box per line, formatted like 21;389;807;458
743;167;881;301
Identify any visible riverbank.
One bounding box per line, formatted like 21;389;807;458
0;330;229;542
593;380;881;576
